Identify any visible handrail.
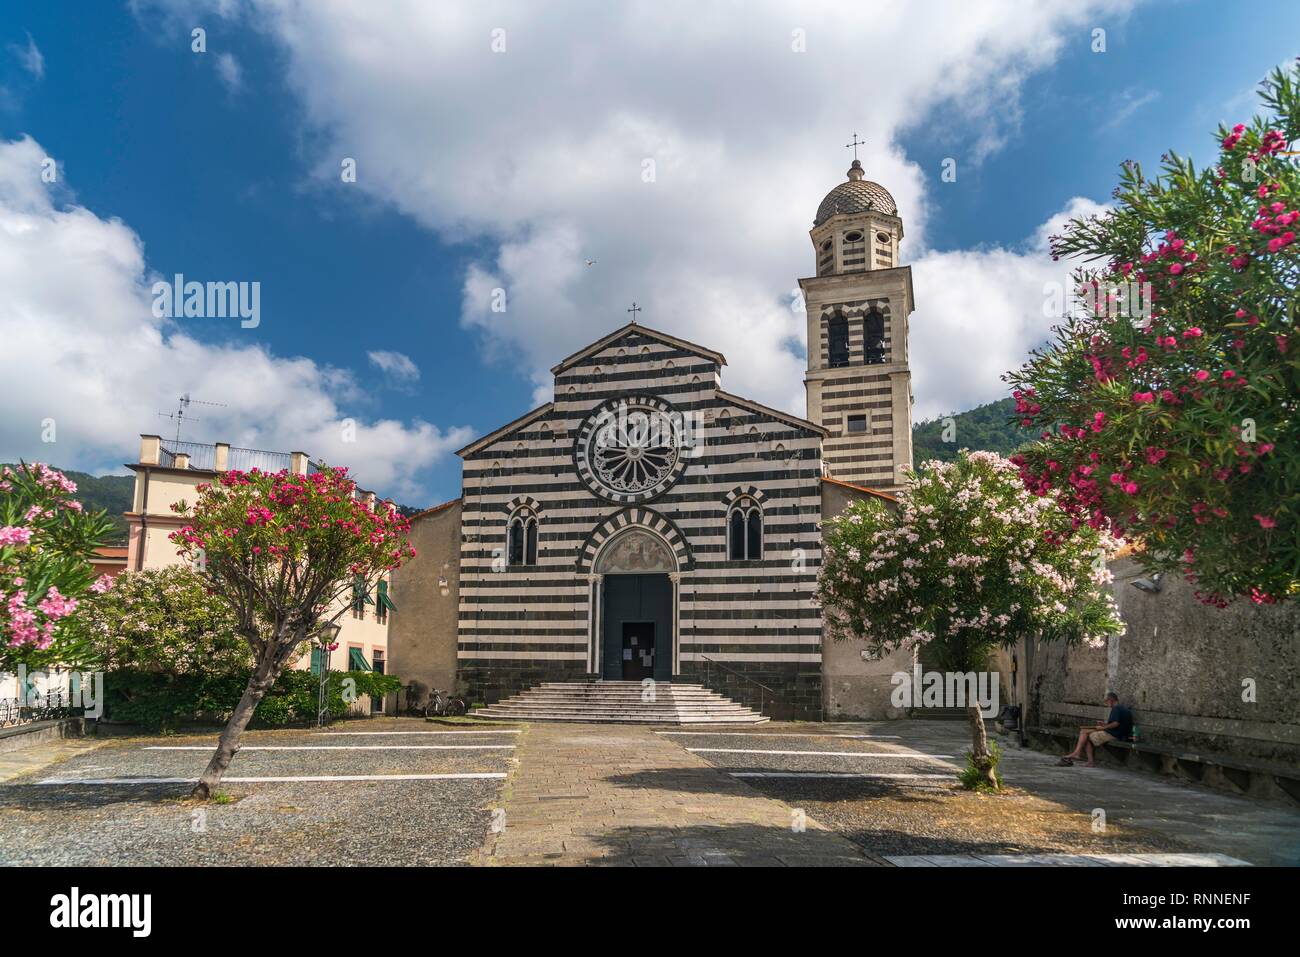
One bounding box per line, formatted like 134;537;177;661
700;654;791;718
699;655;778;695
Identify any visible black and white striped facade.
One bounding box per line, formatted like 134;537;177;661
801;160;915;492
455;325;827;717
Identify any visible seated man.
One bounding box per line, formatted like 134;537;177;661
1060;692;1133;767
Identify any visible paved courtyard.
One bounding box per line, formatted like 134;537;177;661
0;717;515;866
672;721;1299;866
2;717;1296;866
482;722;870;866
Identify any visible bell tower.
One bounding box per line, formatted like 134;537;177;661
800;157;914;491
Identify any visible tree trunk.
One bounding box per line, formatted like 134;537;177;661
967;704;999;791
190;654;278;799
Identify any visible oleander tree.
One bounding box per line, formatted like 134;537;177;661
168;465;414;799
1004;61;1299;607
0;462;116;673
818;452;1123;790
75;565;255;677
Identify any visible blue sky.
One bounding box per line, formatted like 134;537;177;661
1;1;1296;505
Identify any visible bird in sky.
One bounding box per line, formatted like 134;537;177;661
584;259;597;266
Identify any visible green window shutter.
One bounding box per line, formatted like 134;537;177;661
352;575;374;614
310;646;322;676
378;579;396;612
348;647;371;671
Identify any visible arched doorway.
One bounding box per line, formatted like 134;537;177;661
589;526;679;681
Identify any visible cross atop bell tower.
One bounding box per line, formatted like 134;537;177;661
799;153;914;492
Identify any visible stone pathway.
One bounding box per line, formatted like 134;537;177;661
884;852;1251;867
481;723;874;866
0;736;106;784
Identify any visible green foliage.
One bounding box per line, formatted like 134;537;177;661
913;398;1028;464
170;465;415;650
819;451;1124;673
343;669;401;702
102;667;401;730
71;565;259;675
1004;61;1300;605
959;740;1003;792
0;465;132;544
1;462;117;672
0;464;427;548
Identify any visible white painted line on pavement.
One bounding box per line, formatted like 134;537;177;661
141;745;514;751
883;852;1252;867
731;771;950;780
658;731;902;739
688;748;956;759
36;772;507;785
317;730;521;735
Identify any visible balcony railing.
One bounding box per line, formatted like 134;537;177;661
158;441;292;473
159;440;216;470
227;447;292;473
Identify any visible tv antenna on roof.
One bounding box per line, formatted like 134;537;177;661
158;393;226;443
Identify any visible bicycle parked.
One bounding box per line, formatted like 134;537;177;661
424;687;468;718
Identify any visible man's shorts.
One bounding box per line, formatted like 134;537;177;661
1088;730;1116;746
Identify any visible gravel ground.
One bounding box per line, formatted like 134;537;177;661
672;724;1200;859
0;719;516;866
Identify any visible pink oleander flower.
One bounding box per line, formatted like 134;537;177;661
37;586;78;620
0;525;33;547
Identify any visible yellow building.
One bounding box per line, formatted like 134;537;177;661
124;434;393;712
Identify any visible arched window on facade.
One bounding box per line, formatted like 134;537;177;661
863;308;886;364
507;508;539;566
828;313;850;368
727;497;763;561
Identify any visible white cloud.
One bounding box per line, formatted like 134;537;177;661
367;349;420;384
214;51;242;92
13;34;44;80
0;135;470;501
1103;88;1160;131
135;0;1136;426
909;196;1112;422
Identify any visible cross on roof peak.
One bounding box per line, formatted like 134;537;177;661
845;132;866;162
627;302;642;323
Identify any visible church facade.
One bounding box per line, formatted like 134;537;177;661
391;160;917;720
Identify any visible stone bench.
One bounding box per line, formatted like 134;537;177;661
1028;724;1300;808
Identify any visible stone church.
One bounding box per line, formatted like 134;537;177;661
390;159;916;720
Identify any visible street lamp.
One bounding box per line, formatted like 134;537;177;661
316;620;342;728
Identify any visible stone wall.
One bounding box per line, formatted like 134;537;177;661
819;479;914;719
458;661;591;706
388;501;462;705
679;660;822;721
1028;554;1300;766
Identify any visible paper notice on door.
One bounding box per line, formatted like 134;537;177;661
623;649;632;660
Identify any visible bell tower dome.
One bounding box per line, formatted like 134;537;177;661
800;157;914;491
811;159;901;276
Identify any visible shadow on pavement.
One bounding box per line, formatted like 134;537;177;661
0;781;191;809
579;820;876;866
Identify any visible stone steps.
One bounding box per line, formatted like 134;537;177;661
470;681;769;725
